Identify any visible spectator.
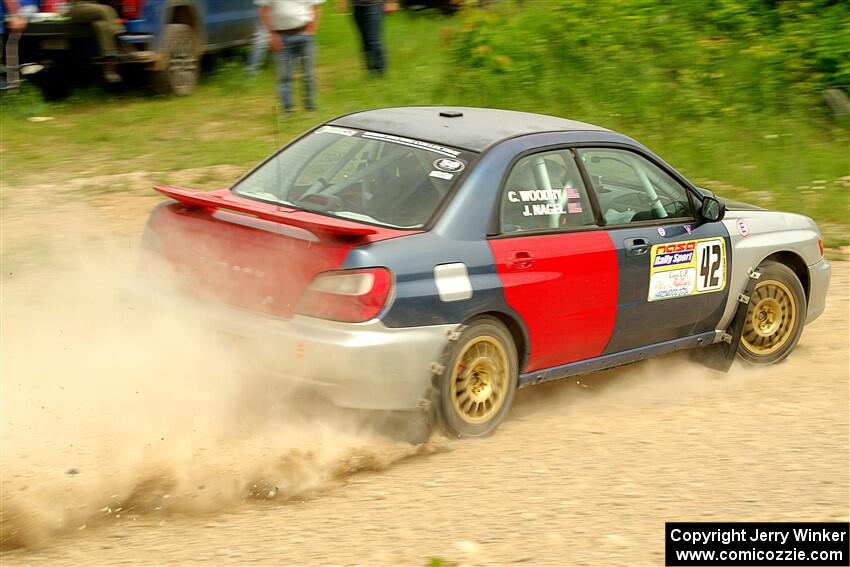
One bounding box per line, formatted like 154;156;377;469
1;0;26;88
1;0;26;34
348;0;391;76
256;0;323;112
245;20;270;78
69;0;126;82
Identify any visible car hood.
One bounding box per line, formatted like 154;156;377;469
718;196;766;211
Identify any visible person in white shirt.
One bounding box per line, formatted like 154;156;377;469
255;0;324;111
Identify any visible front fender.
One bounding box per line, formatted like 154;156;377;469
717;210;823;328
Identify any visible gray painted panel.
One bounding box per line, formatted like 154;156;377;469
330;107;608;152
718;210;825;329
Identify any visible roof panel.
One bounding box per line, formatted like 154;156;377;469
329;106;607;152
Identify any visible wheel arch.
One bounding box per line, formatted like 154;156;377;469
738;255;808;365
761;251;810;303
159;1;203;60
170;5;197;26
463;310;530;376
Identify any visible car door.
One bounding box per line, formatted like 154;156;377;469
488;149;620;373
575;147;731;354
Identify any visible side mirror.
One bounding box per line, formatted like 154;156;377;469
699;195;725;223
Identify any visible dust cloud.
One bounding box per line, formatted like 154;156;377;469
513;343;777;423
0;201;440;551
1;192;813;554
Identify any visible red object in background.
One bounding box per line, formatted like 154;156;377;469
38;0;142;19
489;232;619;372
120;0;143;19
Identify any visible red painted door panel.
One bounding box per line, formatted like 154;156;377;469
489;232;619;372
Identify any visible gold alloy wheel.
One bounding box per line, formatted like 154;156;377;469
741;279;797;356
450;336;510;425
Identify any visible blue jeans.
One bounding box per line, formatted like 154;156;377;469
353;3;385;75
246;23;270;77
274;32;316;111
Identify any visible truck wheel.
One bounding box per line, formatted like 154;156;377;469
738;261;807;365
37;65;72;101
150;23;198;96
436;317;518;438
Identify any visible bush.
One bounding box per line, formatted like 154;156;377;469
438;0;850;245
444;0;850;120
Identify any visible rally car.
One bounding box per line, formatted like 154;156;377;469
141;107;832;438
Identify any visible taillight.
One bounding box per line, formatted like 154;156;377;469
818;239;824;257
297;268;393;323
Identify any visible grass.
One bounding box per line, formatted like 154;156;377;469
0;5;847;245
0;9;453;184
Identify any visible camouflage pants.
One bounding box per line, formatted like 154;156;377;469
69;2;125;56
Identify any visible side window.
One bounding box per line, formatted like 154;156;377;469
577;148;692;225
500;150;595;233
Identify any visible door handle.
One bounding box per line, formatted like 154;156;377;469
624;237;649;257
507;251;535;270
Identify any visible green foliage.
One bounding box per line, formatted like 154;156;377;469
446;0;850;118
441;0;850;245
0;6;847;244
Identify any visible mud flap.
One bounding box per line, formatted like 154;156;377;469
366;327;464;445
366;409;433;445
693;268;761;372
424;325;466;438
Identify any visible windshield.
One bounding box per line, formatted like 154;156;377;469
232;126;474;229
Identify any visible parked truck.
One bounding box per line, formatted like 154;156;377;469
19;0;256;98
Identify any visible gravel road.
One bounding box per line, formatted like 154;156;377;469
1;193;847;566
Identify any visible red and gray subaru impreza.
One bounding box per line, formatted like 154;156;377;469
141;107;831;438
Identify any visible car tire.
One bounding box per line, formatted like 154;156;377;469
737;260;807;365
150;23;198;96
435;317;518;438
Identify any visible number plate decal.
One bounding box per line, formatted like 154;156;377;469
648;238;726;302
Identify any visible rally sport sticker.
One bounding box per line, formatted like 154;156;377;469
648;238;727;302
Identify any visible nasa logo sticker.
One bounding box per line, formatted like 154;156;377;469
433;158;465;173
736;219;750;237
657;226;667;237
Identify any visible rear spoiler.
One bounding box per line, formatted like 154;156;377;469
154;185;379;240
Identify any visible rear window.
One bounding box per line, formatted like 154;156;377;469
232;126;475;229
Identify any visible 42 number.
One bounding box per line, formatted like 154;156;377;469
698;242;723;291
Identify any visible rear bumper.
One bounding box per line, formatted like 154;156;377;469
21;21;156;64
805;257;831;324
133;285;453;411
22;21;93;40
223;310;453;410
